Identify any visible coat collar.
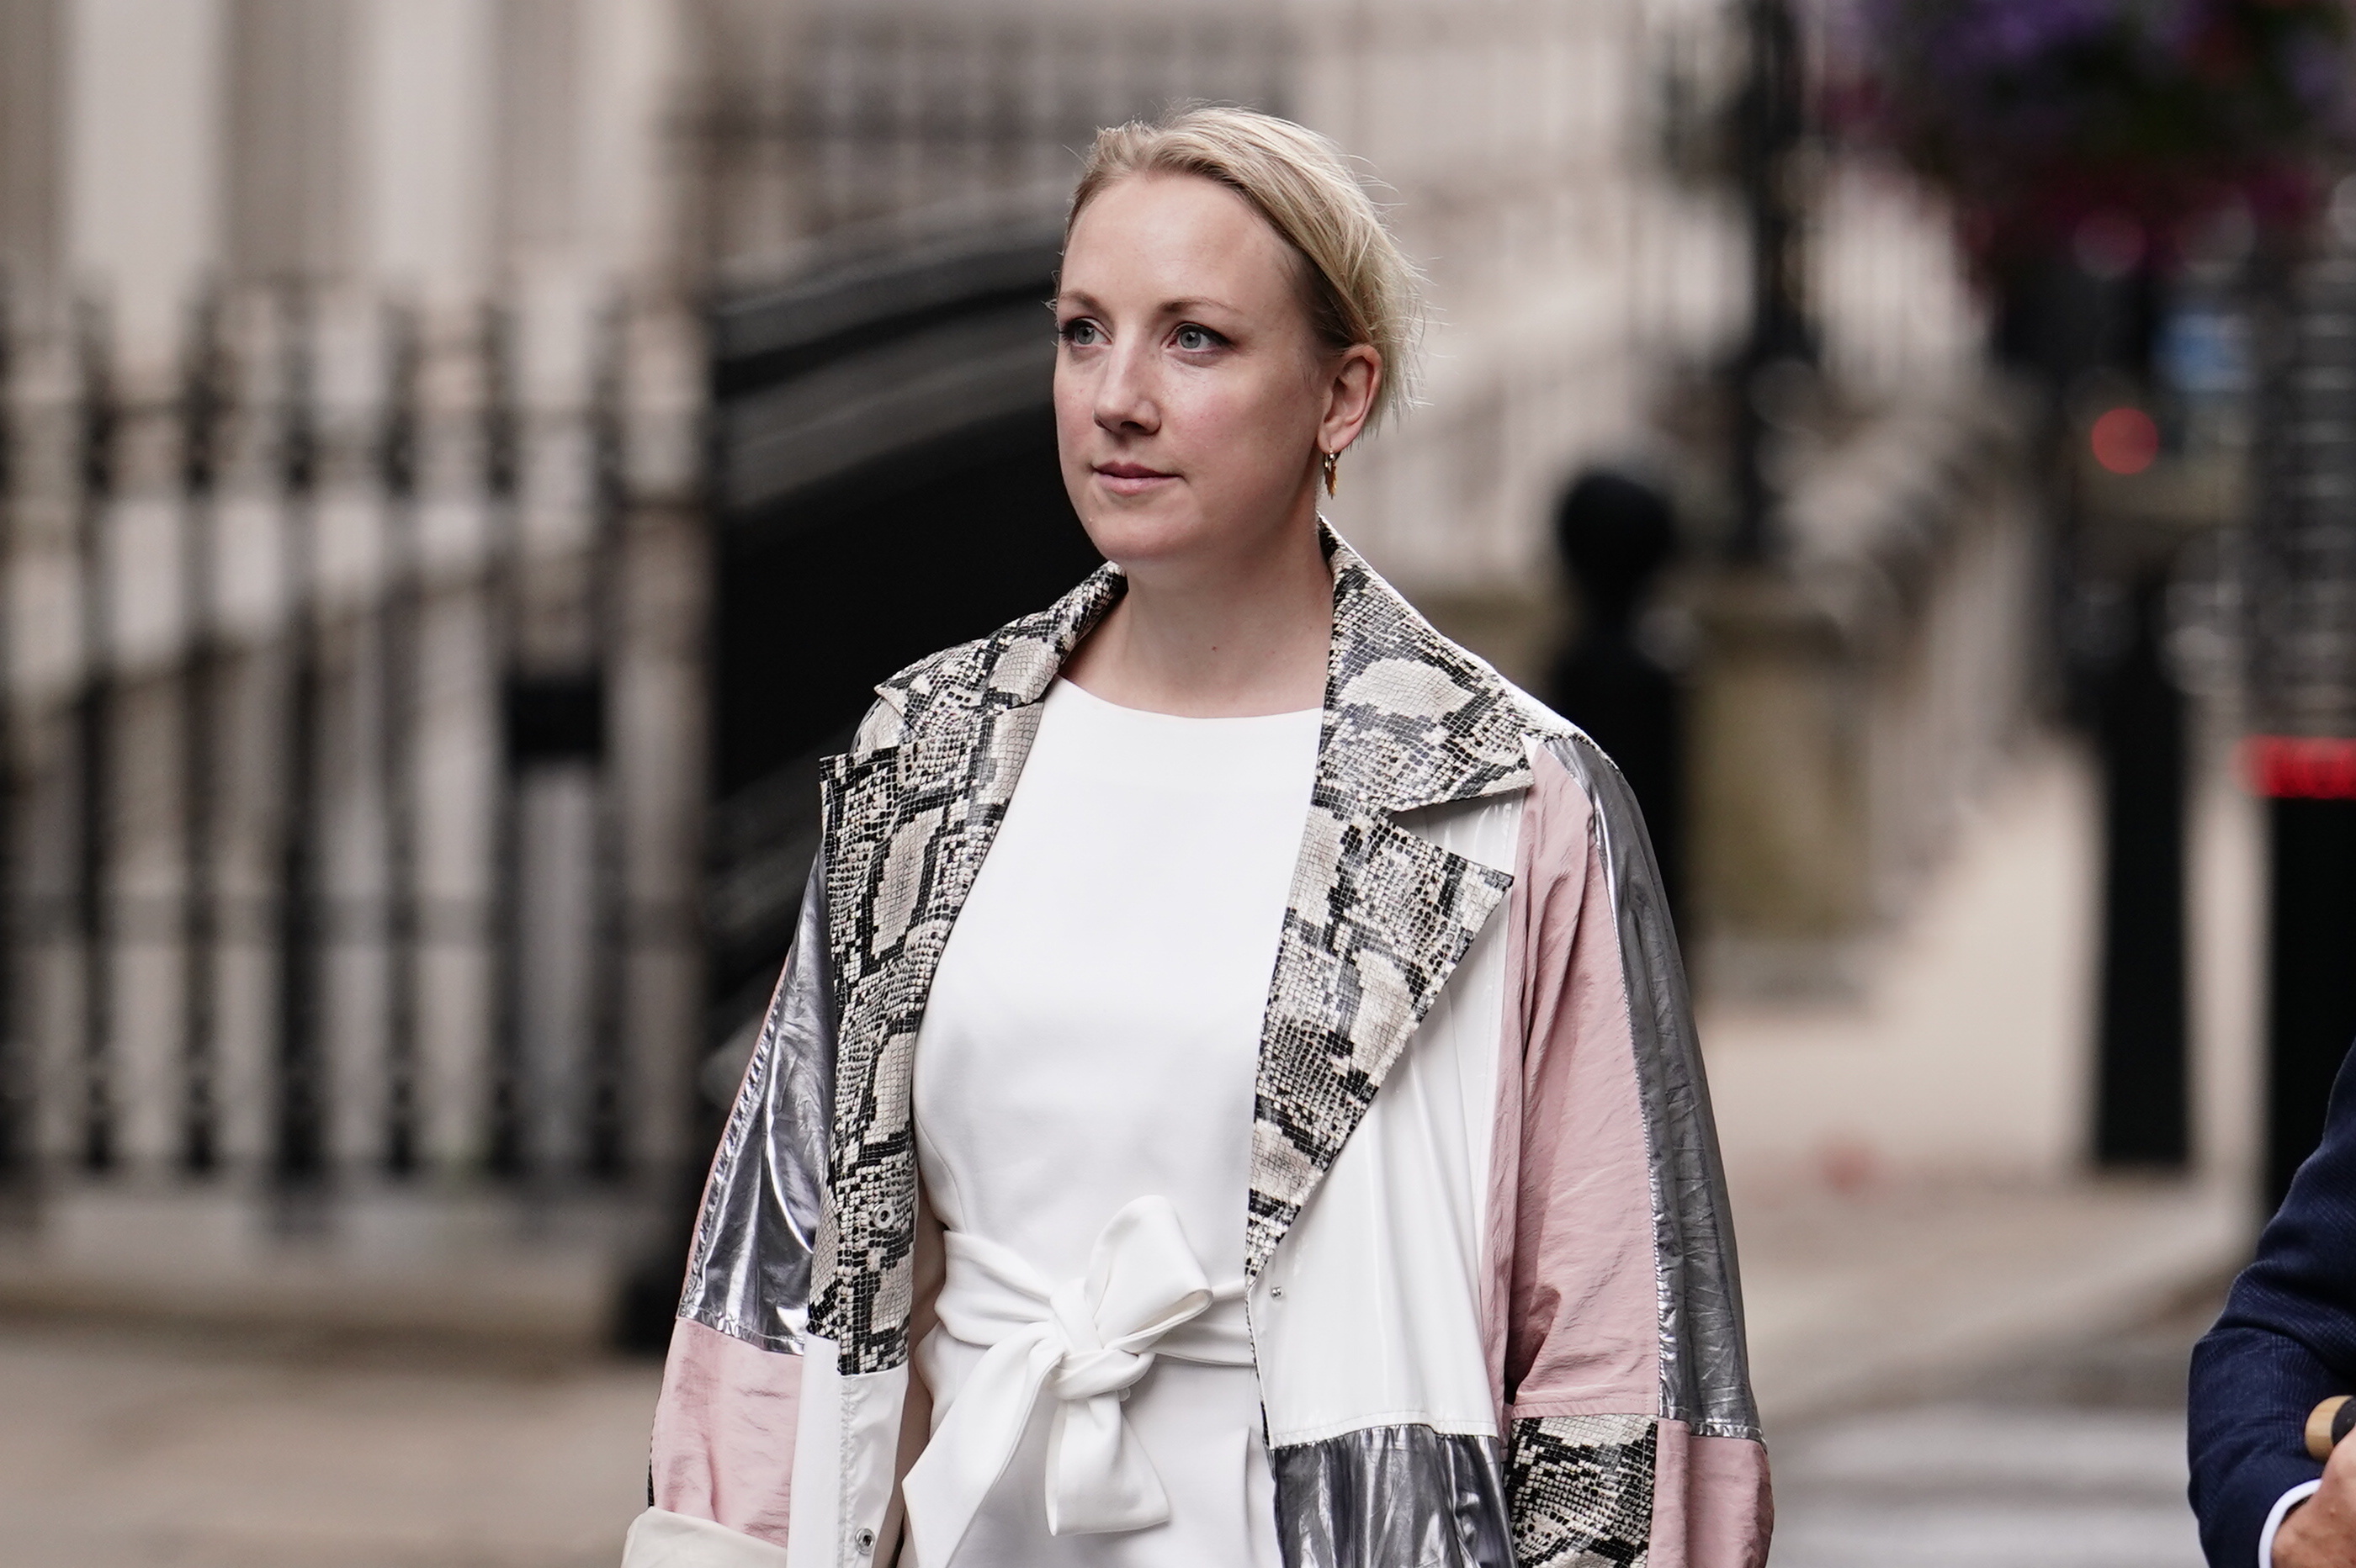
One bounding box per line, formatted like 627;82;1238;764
1319;530;1538;813
872;525;1538;817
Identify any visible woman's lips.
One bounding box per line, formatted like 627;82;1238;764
1094;463;1175;497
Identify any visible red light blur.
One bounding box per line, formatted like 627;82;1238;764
2090;406;2159;474
2247;736;2356;799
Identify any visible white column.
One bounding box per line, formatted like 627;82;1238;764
615;501;705;1173
222;0;360;283
62;0;226;375
496;0;693;299
578;0;691;290
59;1;226;1173
357;0;496;305
204;289;292;1175
311;294;395;1174
356;0;499;1173
0;0;67;296
413;568;498;1172
586;0;700;1174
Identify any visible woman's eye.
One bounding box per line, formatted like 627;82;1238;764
1174;325;1219;352
1059;319;1102;347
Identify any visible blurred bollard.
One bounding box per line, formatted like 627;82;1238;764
1685;565;1873;987
1549;472;1684;921
2081;572;2189;1167
2262;790;2356;1204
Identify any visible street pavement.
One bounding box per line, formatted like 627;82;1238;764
0;1318;657;1567
1767;1290;2217;1568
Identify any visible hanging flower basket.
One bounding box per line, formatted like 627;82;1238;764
1838;0;2356;268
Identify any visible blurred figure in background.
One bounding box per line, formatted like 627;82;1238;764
1549;469;1685;924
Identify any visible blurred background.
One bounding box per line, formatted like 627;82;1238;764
1;0;2353;1564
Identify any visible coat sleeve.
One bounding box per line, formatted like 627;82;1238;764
1492;735;1770;1568
2189;1038;2356;1568
624;851;837;1563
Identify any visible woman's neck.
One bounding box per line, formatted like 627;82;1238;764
1063;519;1333;718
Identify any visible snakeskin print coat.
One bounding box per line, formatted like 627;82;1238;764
622;532;1771;1568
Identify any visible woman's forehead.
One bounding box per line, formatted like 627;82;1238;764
1061;173;1299;311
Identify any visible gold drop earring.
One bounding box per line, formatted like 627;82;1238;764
1322;449;1340;498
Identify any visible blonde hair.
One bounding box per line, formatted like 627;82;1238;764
1068;106;1424;427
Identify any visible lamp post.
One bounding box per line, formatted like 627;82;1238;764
2247;235;2356;1204
1729;0;1813;565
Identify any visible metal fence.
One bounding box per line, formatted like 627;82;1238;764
0;283;702;1209
690;0;1292;283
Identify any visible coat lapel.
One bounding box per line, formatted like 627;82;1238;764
1244;537;1540;1278
812;564;1125;1372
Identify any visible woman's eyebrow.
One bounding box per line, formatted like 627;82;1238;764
1052;289;1240;319
1159;296;1239;318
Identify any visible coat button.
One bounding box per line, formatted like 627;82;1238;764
1269;1285;1284;1300
855;1527;875;1554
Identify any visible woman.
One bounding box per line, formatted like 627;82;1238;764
623;109;1770;1568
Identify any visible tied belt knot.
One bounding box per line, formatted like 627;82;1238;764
902;1195;1251;1565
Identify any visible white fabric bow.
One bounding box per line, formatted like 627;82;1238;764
901;1195;1250;1566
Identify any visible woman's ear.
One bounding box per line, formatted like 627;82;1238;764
1320;345;1382;455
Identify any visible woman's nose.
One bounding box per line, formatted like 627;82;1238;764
1094;343;1159;433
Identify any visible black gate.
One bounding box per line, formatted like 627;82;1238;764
702;220;1101;1078
0;283;702;1211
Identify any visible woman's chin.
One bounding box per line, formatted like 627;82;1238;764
1077;506;1212;569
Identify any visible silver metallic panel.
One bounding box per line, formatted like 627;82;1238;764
1544;734;1761;1439
1271;1425;1514;1568
679;851;836;1353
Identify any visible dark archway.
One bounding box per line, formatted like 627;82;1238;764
622;224;1101;1352
704;222;1101;1051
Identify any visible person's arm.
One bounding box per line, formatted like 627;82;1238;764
2191;1317;2332;1568
2190;1039;2356;1567
1499;737;1769;1568
2266;1475;2326;1567
623;851;838;1565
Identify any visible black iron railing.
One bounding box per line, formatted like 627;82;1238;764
0;283;687;1198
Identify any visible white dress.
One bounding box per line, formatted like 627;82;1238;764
905;677;1316;1568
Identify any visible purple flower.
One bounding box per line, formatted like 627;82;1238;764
1865;0;2122;72
1848;0;2356;262
1955;0;2122;66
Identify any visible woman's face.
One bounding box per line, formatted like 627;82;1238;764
1053;172;1376;577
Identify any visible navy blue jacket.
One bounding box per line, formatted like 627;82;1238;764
2190;1041;2356;1566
